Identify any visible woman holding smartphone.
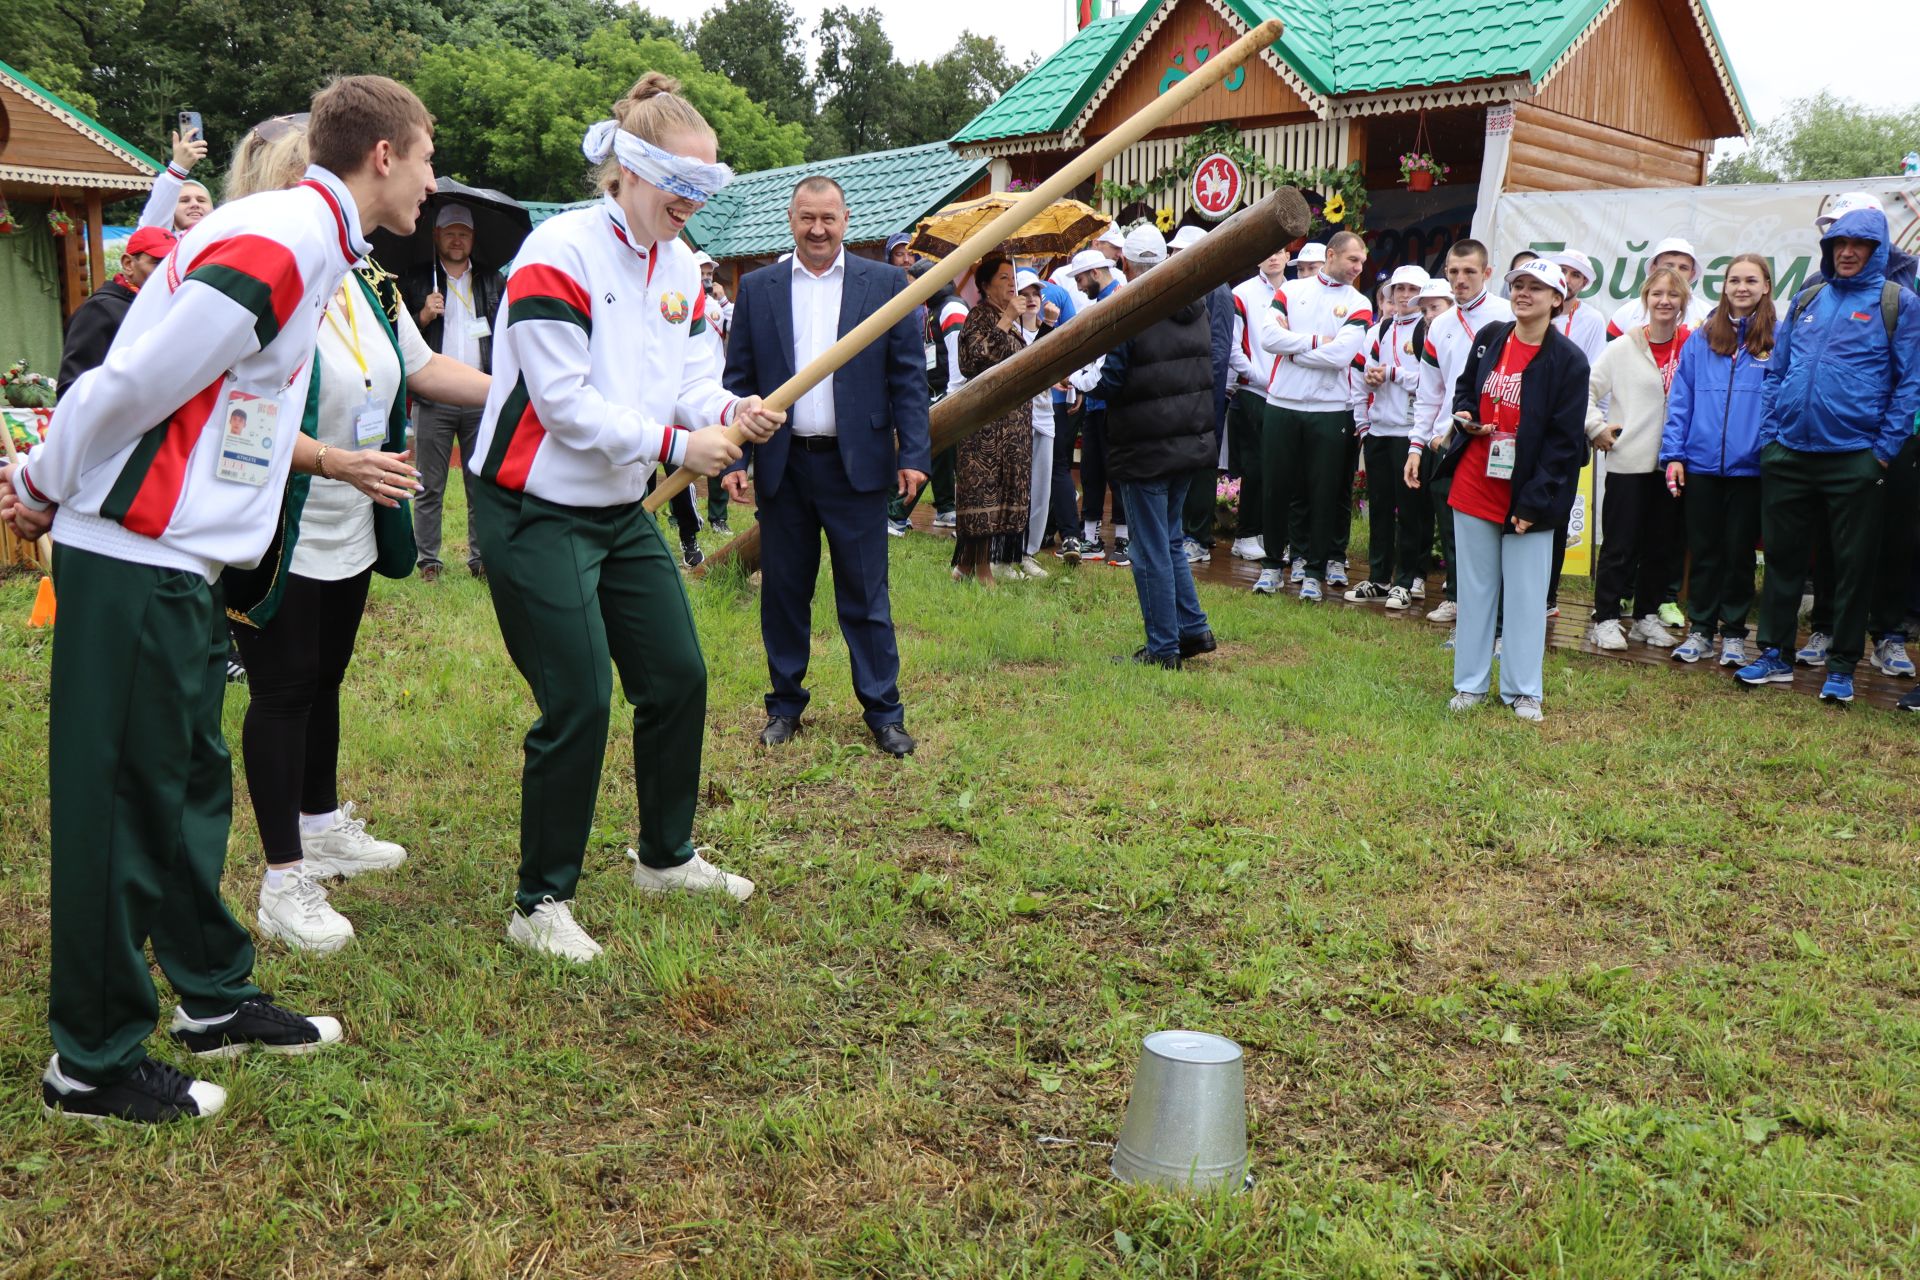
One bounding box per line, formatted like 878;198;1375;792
1427;258;1590;722
1659;254;1775;666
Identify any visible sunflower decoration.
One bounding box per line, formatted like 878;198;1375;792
1154;207;1175;234
1323;191;1347;225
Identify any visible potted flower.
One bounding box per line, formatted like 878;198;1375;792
47;210;74;238
1399;152;1450;192
0;208;16;236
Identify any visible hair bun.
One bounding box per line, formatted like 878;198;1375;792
628;72;681;102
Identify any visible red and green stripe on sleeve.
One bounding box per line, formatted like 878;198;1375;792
183;235;306;349
506;264;593;333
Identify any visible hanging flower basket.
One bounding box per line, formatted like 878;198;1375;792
0;212;17;237
47;210;75;238
1400;152;1450;192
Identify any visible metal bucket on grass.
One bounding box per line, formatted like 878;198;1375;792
1110;1030;1250;1192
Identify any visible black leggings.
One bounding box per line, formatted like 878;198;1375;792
644;469;700;542
230;570;371;864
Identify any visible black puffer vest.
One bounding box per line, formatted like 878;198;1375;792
1107;301;1217;482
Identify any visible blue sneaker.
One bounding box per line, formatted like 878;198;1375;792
1672;632;1710;663
1442;629;1455;651
1735;648;1794;686
1795;632;1831;666
1326;560;1349;587
1299;577;1323;602
1252;568;1282;595
1819;672;1854;704
1871;637;1916;678
886;518;910;538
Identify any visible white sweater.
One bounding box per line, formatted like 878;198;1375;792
468;197;736;507
1251;273;1374;412
1228;274;1280;390
17;166;366;578
1585;327;1686;474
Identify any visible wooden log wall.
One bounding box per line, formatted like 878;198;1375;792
1505;104;1708;193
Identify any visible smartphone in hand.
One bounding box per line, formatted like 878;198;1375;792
176;109;203;141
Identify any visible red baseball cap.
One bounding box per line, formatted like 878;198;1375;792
124;227;177;259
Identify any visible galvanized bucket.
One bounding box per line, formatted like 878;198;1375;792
1110;1030;1250;1192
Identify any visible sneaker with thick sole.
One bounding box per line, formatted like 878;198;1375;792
1326;560;1350;588
1385;585;1412;610
1657;602;1685;628
1672;632;1711;663
1872;637;1916;677
1736;648;1795;685
1299;578;1323;602
508;897;604;962
1795;632;1831;666
300;801;406;878
1106;539;1131;567
1447;691;1484;712
1587;618;1629;651
1289;557;1307;585
630;848;755;902
1056;537;1084;562
1511;695;1544;722
257;869;354;953
1019;555;1050;579
1343;581;1390;603
1426;600;1457;623
886;519;909;538
1629;615;1679;648
1230;536;1265;560
712;520;731;535
1719;637;1747;668
1899;685;1920;712
1181;537;1209;564
169;998;344;1058
1252;568;1282;595
931;510;957;529
1820;672;1855;704
42;1055;226;1125
681;540;705;569
1081;537;1107;560
990;561;1027;582
1412;579;1427;600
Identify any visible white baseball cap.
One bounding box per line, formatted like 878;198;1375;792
1096;223;1126;249
692;250;716;268
1014;267;1042;292
1649;236;1699;270
1544;249;1594;283
1817;191;1880;231
1387;264;1430;290
1505;257;1568;297
1122;224;1168;265
1169;225;1207;252
1297;241;1327;264
1417;276;1452;300
435;203;475;230
1067;248;1111;277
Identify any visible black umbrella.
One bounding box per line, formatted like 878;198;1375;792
367;176;532;277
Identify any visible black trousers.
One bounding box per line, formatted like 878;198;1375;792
1079;407;1127;531
1810;433;1920;638
1049;401;1082;540
1682;472;1761;639
1224;388;1266;539
1361;434;1425;589
1592;471;1680;625
1414;446;1457;601
230;569;373;864
1756;444;1883;673
644;470;700;542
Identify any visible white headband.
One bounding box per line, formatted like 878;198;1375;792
582;120;733;203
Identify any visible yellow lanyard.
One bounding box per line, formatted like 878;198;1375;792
322;284;374;398
445;270;474;315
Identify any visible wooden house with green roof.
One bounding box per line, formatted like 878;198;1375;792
0;59;161;373
953;0;1749;265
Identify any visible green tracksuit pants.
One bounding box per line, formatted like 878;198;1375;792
473;481;708;913
48;545;260;1085
1754;443;1883;674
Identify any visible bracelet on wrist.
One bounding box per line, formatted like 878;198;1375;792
315;444;331;478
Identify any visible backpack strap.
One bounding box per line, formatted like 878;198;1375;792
1882;281;1901;346
1786;281;1826;326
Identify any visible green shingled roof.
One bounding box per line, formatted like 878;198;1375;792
683;141;986;261
955;0;1749;142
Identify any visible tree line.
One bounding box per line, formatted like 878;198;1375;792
11;0;1031;202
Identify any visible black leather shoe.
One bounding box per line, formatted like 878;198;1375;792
1115;647;1181;670
871;724;916;757
1179;629;1217;659
760;715;800;746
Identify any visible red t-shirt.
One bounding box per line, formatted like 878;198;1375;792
1450;336;1541;524
1648;331;1684;393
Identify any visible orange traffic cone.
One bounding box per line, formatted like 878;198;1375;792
27;575;55;628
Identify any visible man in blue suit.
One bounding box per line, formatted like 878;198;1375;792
722;176;932;756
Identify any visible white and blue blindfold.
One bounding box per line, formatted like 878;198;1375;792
582;120;733;204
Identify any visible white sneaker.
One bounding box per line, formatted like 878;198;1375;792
629;848;755;902
1447;691;1485;712
1230;536;1265;560
1252;568;1282;595
1629;614;1679;648
1587;618;1629;650
257;869;354;953
300;802;407;879
508;897;603;963
1719;636;1747;667
1289;557;1306;585
1512;695;1544;722
1385;585;1412;610
1019;555;1050;579
1412;580;1427;600
990;561;1026;581
931;510;957;529
1426;599;1457;623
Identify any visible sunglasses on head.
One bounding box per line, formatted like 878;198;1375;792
249;113;310;143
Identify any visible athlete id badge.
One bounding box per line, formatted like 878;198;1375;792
216;390;279;487
353;394;386;447
1486;432;1517;480
469;316;491;340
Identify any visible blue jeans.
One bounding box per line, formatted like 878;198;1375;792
1119;477;1209;661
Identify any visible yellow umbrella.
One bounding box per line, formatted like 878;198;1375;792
909;194;1109;259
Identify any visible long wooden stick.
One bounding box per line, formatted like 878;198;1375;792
644;16;1286;514
1;427;53;573
698;187;1312;577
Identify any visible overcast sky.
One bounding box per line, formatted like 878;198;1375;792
648;0;1914;129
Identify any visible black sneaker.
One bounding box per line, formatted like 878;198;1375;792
1901;686;1920;712
226;654;247;684
168;997;343;1059
1081;537;1106;560
712;520;731;535
1179;629;1218;659
1107;538;1131;567
41;1055;226;1124
1115;646;1180;670
1056;536;1084;562
682;539;705;569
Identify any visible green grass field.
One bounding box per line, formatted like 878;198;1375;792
2;493;1917;1279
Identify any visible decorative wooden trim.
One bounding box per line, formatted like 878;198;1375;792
0;73;156;179
1678;0;1753;136
0;163;153;191
954;134;1068;160
1095;120;1347;219
1065;0;1330;143
1532;0;1626;99
1331;79;1526;119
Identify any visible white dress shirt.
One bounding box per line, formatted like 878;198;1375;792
790;249;845;437
439;260;483;370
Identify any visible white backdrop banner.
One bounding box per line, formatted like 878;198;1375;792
1487;176;1920;319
